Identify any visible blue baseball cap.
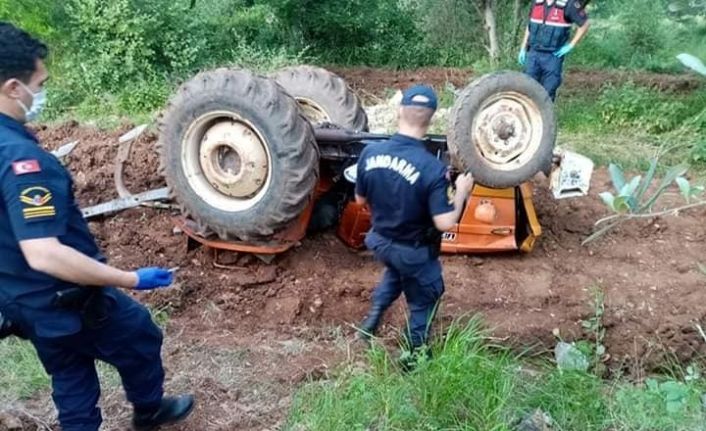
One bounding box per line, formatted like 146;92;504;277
401;84;438;111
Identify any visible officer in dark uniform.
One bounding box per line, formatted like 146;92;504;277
518;0;591;101
0;23;194;431
355;85;474;357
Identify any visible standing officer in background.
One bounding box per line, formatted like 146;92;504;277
0;22;194;431
355;85;474;362
518;0;591;101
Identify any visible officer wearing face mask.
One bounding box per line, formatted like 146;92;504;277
0;22;195;431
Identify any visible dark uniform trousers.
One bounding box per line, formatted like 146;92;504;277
523;0;588;102
525;50;564;102
7;287;164;431
365;231;444;348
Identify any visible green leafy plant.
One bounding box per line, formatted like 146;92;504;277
645;378;691;414
610;372;706;430
584;160;705;244
597;83;689;133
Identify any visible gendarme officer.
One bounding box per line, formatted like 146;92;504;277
518;0;591;101
0;22;194;431
355;85;474;363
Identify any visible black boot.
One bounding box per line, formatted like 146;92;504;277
358;305;385;341
132;394;195;431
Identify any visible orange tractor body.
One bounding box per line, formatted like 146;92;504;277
177;167;542;257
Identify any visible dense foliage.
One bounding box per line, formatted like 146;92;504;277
1;0;704;118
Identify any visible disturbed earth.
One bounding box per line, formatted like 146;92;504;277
3;67;705;430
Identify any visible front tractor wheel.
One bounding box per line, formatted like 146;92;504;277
448;71;557;188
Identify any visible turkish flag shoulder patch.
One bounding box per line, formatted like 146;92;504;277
12;160;42;175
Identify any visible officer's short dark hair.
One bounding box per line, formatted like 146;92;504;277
400;106;435;129
0;22;48;84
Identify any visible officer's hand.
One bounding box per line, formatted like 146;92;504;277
554;44;574;58
518;48;527;65
134;267;174;290
455;172;474;196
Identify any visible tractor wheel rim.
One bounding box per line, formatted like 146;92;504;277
296;97;331;125
471;91;543;171
181;112;272;212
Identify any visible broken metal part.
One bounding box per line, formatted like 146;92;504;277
115;124;148;198
81;187;170;219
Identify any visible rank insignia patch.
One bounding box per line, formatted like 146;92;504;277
20;186;56;220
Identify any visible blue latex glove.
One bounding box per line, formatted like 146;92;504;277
554;44;574;58
135;267;174;290
518;48;527;65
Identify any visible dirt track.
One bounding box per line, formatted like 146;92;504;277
15;68;706;430
331;66;703;99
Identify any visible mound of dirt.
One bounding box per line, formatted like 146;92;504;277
32;120;706;375
32;121;165;206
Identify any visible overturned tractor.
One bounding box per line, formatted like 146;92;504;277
85;66;593;256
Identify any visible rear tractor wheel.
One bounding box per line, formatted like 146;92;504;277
158;68;319;241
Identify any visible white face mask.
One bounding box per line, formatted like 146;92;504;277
16;81;47;122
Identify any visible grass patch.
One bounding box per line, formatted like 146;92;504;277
556;82;706;176
609;378;706;431
0;338;49;401
285;317;518;431
521;368;608;430
285;316;706;431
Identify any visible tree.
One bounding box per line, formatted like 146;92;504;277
417;0;526;65
481;0;500;64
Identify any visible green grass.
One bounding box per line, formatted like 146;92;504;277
555;82;706;176
285;316;706;431
521;368;608;430
0;338;49;401
609;379;706;431
285;317;518;431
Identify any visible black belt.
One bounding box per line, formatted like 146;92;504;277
530;47;561;53
53;286;111;329
389;237;430;248
376;229;442;254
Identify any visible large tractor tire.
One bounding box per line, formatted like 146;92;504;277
448;71;556;188
272;66;368;131
158;68;319;241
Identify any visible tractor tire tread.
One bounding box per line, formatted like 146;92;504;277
158;68;319;240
